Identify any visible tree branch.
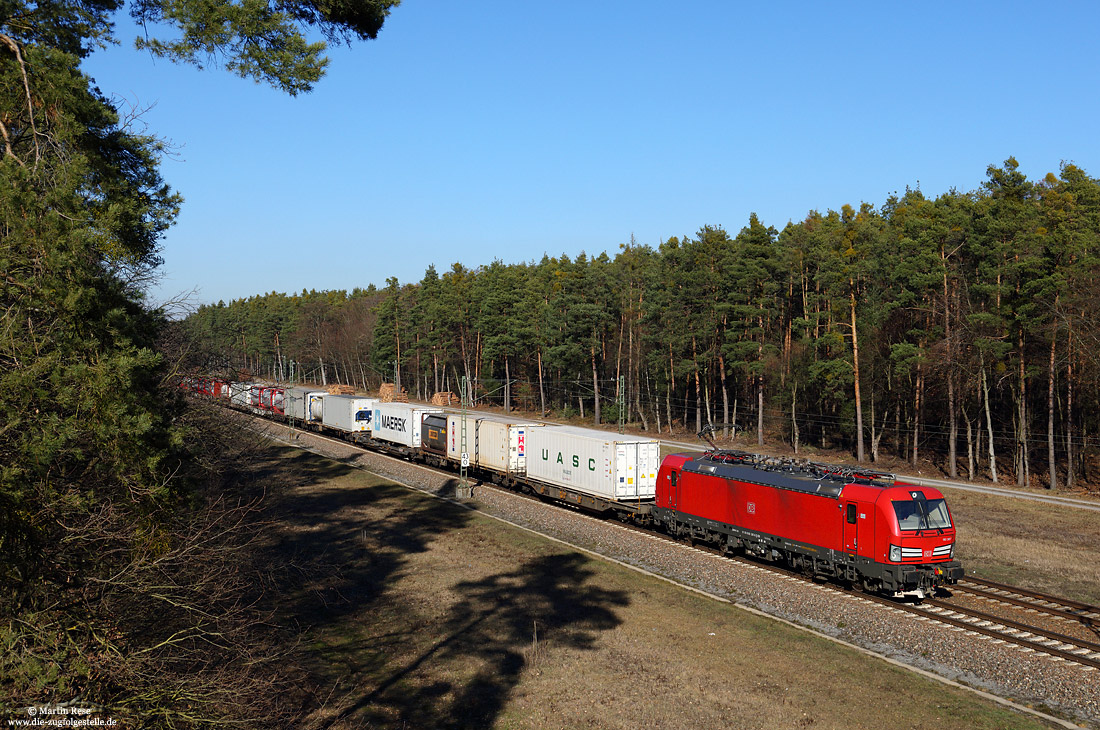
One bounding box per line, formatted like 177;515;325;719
0;32;40;167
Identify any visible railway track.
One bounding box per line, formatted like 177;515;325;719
649;531;1100;672
952;576;1100;626
258;414;1100;674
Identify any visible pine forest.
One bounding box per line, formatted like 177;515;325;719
182;158;1100;491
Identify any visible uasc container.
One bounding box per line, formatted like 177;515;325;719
525;426;659;501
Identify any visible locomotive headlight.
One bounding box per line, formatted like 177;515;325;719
889;544;902;562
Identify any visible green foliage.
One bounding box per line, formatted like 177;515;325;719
131;0;399;94
2;0;398;721
181;160;1100;482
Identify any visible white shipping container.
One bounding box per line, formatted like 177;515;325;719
525;426;659;501
285;387;326;422
229;382;256;408
322;395;376;433
372;402;442;448
445;414;545;475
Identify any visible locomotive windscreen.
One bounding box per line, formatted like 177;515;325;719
892;499;952;531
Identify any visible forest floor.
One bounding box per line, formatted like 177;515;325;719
251;445;1066;730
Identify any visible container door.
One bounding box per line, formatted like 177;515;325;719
615;443;638;498
641;443;658;497
843;502;859;554
509;427;525;474
626;442;637;497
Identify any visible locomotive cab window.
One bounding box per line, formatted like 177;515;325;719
892;498;952;531
846;503;857;524
670;470;678;486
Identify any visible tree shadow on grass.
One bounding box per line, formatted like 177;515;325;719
332;551;630;729
242;448;629;728
256;450;474;629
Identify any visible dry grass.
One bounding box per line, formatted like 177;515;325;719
944;487;1100;604
255;448;1059;730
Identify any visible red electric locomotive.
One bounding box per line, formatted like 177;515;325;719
655;449;963;598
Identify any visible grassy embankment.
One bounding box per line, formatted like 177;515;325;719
254;446;1063;730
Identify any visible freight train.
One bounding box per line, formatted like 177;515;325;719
183;377;964;599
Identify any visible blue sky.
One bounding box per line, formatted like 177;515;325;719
82;1;1100;309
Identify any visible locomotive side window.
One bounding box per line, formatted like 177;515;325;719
670;470;678;486
846;503;857;524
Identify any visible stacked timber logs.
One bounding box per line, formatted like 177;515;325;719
431;391;458;406
327;384;356;395
379;383;409;402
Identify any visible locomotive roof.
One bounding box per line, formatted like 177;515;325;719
681;450;897;499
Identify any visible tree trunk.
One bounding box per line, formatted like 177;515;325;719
1066;325;1075;489
1047;331;1057;490
872;407;890;464
791;386;799;454
943;256;957;477
963;408;975;481
691;336;702;433
473;330;482;405
645;369;656;433
756;375;764;447
665;381;673;435
719;352;730;439
981;363;999;484
664;347;673;433
1017;335;1028;487
504;355;511;413
591;343;600;425
850;287;865;462
947;370;958;478
911;364;923;468
538;349;546;416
